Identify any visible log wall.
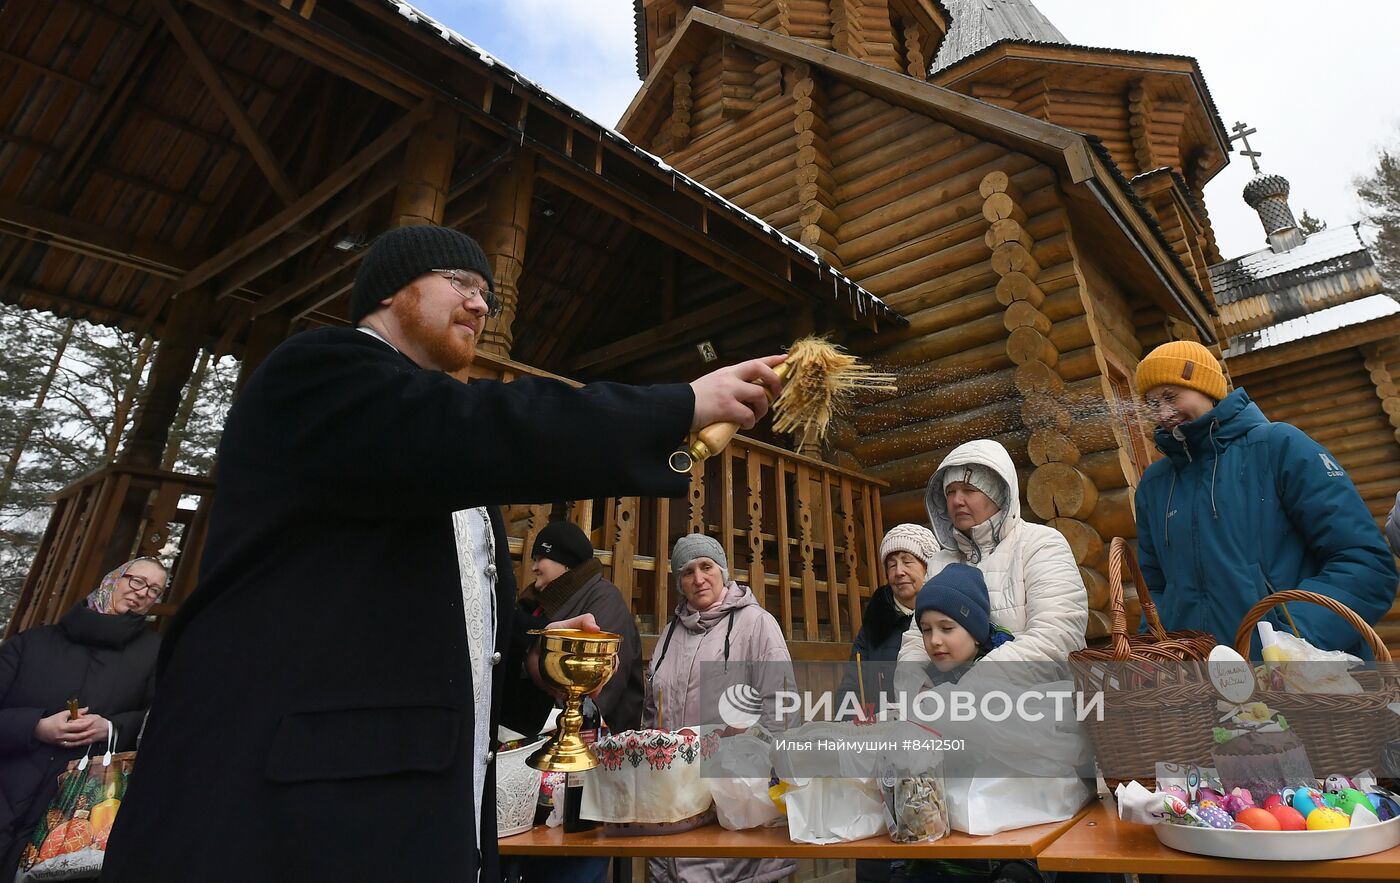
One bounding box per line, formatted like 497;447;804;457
1244;345;1400;653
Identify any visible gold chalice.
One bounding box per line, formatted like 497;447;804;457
526;628;622;772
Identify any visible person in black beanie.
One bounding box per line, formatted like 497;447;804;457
521;520;643;730
102;225;789;883
517;521;639;883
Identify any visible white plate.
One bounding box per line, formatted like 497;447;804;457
1154;814;1400;861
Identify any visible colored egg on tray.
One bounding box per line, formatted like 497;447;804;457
1369;793;1400;821
1233;807;1281;830
1196;805;1236;829
1266;804;1307;831
1332;789;1371;815
1305;807;1350;831
1261;793;1284;810
1289;787;1325;818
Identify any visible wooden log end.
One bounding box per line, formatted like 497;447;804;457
1028;428;1080;466
1048;516;1103;565
1003;300;1052;335
995;272;1046;308
1026;461;1098;520
1014;360;1065;397
1006;326;1059;367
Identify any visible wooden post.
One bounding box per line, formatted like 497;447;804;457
478;152;535;357
118;289;216;471
236;309;293;394
103;288;215;570
390;101;458;229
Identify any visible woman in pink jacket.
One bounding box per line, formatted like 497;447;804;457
643;534;795;883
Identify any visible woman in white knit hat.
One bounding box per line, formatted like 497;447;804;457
837;523;938;714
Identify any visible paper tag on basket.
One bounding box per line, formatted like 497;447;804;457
1207;645;1254;704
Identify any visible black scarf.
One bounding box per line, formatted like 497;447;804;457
518;557;603;619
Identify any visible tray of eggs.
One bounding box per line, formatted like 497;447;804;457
1153;777;1400;861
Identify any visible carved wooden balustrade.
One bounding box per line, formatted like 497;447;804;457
466;353;889;654
9;352;888;656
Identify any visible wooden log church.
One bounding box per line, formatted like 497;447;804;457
4;0;1398;663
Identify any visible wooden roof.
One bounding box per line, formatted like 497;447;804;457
0;0;899;368
929;40;1231;184
620;6;1220;342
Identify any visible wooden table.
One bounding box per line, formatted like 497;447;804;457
499;806;1090;859
1037;799;1400;880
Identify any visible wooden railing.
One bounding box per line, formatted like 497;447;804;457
7;464;215;636
503;434;887;649
10;354;888;651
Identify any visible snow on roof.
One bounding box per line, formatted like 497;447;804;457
1226;293;1400;355
931;0;1068;72
384;1;900;325
1209;225;1371;306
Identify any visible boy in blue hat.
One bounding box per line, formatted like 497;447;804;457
907;565;1046;883
915;563;1013;684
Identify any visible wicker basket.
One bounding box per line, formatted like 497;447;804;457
1070;538;1219;789
1231;589;1400;779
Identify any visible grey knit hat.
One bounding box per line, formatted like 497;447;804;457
349;225;495;325
671;534;729;584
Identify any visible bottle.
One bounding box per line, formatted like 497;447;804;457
563;697;600;833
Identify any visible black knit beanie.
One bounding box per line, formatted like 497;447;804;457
531;521;594;568
349;225;495;325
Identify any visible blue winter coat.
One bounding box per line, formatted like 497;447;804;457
1134;388;1397;658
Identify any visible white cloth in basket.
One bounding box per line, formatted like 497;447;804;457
581;728;719;824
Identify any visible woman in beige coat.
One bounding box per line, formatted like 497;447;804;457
643;534;795;883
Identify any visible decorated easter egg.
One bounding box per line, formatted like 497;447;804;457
1289;786;1325;818
1322;792;1341;809
1196;804;1236;829
1306;807;1350;830
1261;793;1285;810
1234;807;1281;830
1222;787;1254;815
1266;804;1307;831
1323;774;1354;794
1332;789;1371;815
1368;793;1400;821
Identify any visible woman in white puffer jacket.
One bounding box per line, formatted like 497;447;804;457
897;439;1088;681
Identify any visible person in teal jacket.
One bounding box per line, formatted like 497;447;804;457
1133;341;1397;657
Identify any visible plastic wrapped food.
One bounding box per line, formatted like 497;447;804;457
882;775;949;843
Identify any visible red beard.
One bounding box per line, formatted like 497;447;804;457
391;283;477;372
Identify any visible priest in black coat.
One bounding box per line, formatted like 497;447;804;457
101;225;783;882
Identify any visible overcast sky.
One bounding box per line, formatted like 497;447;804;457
413;0;1398;261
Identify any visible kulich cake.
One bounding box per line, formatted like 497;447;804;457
1211;702;1314;797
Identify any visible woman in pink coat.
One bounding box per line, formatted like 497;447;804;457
643;534;795;883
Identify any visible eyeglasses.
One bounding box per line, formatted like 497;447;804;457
431;269;501;319
123;573;165;598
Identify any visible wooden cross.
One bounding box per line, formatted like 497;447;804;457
1229;121;1262;173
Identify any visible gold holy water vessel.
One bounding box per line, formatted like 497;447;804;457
526;628;622;773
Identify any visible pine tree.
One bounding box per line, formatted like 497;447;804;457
1298;210;1328;235
1356;140;1400;287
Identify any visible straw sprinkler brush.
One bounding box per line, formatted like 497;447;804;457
669;336;896;473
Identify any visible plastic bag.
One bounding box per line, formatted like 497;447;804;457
1262;621;1365;694
771;721;886;844
706;727;783;830
19;726;131;881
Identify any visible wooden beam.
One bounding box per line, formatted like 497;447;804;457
0;49;96;91
183;0;421;106
566;290;762;374
2;282;149;328
172;98;432;296
215;164;401;298
151;0;297;204
0;198;193;278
